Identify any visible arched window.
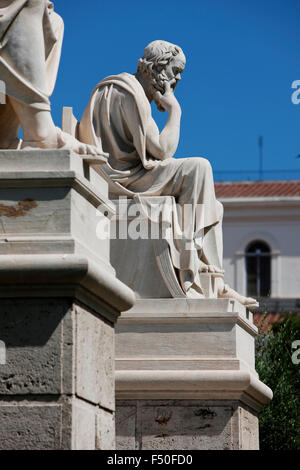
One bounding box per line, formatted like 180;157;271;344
245;240;271;297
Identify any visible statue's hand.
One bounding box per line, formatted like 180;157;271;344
153;80;180;113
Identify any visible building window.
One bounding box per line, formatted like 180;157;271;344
245;240;271;297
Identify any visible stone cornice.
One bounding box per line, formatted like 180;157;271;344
115;369;273;411
0;254;135;321
219;196;300;207
0;171;115;215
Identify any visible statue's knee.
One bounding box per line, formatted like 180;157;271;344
183;156;209;168
200;157;212;172
191;157;213;176
27;0;47;9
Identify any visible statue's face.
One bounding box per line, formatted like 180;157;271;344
152;52;186;93
162;53;186;91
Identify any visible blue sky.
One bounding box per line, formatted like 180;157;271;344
52;0;300;176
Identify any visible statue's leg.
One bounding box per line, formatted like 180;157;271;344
173;159;258;305
0;97;20;149
2;0;47;94
8;98;56;143
1;2;102;156
165;157;224;273
9;97;104;157
0;1;56;147
218;283;259;308
200;201;224;270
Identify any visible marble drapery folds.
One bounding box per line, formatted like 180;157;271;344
80;72;224;296
0;0;64;145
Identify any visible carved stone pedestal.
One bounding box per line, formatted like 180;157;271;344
0;150;135;450
115;299;272;450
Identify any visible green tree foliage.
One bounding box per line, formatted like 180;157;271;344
256;315;300;450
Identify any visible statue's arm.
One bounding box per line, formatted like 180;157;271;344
146;82;182;161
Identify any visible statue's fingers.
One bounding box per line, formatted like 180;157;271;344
164;81;172;93
153;90;162;103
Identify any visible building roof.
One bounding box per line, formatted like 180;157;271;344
215;180;300;198
253;312;300;333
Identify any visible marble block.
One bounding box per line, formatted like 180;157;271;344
0;149;135;450
115;298;272;450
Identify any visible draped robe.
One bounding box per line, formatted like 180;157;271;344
0;0;64;147
79;72;224;297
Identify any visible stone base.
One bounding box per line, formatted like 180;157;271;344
116;399;259;450
0;297;115;450
0;150;135;449
115;298;272;450
0;397;115;451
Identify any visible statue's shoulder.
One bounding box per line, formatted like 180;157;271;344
96;73;147;104
99;73;140;91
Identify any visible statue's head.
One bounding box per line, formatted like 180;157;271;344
137;40;186;95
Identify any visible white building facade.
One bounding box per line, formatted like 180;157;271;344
216;181;300;311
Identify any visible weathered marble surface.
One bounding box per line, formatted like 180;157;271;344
0;149;135;450
116;400;259;450
115;298;272;450
116;299;257;373
0;150;135;310
0;298;115;450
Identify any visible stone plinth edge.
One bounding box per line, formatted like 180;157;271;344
0;254;135;321
115;370;273;411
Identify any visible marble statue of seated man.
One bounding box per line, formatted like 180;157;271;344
79;39;258;307
0;0;102;156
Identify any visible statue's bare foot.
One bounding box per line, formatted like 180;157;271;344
57;128;107;158
22;128;107;159
218;283;259;309
199;261;224;274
